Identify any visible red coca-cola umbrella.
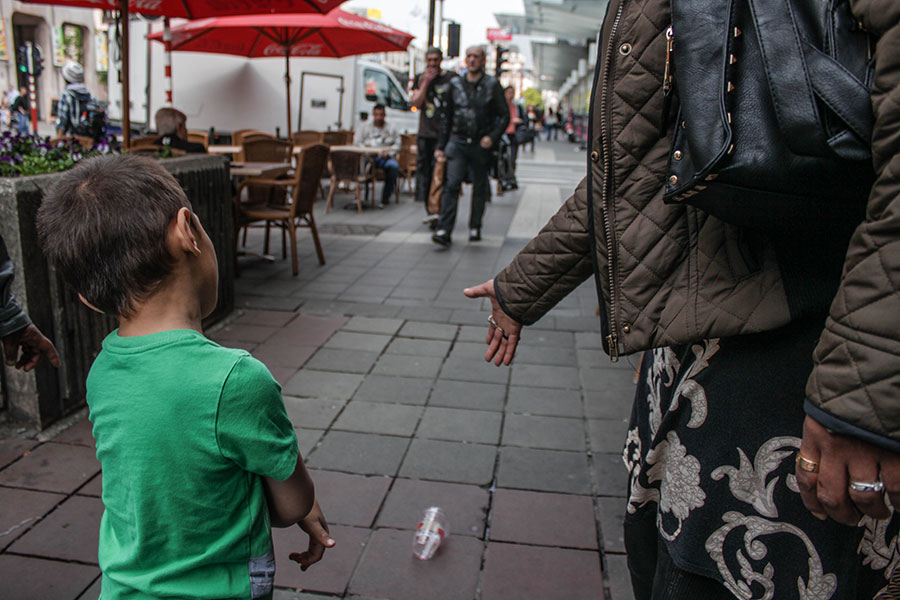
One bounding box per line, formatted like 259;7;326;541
147;9;413;134
19;0;347;146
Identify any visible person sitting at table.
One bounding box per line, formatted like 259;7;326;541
354;104;399;208
154;107;207;154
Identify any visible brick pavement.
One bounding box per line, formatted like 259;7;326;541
0;139;639;600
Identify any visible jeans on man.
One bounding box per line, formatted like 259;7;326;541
13;112;28;136
372;156;399;205
415;136;439;209
437;137;492;233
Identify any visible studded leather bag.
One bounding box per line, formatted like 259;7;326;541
663;0;875;234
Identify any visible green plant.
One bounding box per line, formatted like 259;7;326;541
0;130;120;177
522;87;543;109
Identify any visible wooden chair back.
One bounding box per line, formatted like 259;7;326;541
322;130;353;146
187;129;209;149
292;130;324;146
291;144;330;216
241;138;292;163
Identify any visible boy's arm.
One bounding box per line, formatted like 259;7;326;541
263;455;336;570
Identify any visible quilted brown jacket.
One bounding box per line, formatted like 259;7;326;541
494;0;899;446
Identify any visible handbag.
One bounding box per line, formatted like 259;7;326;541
514;124;535;145
427;154;446;216
663;0;875;234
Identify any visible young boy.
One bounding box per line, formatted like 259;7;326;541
37;154;334;599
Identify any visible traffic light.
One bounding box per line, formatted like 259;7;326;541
495;46;510;77
16;45;27;74
447;23;460;58
31;44;43;78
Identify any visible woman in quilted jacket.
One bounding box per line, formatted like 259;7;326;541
464;0;900;598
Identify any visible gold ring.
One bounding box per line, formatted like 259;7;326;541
795;453;819;473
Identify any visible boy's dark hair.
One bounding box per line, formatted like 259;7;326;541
373;103;386;113
37;154;191;318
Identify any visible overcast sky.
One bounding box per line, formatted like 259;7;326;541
343;0;525;53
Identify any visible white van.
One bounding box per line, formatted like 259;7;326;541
108;19;418;137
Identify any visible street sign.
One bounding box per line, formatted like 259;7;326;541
486;28;512;41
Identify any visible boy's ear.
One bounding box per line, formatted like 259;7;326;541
77;293;104;314
170;207;201;255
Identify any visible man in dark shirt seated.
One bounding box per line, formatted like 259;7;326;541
154;107;207;153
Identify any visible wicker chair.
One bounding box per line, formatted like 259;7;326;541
326;150;373;213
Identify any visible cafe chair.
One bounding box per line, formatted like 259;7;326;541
292;130;324;147
326;149;372;214
237;143;329;276
236;137;293;250
187;129;210;150
232;129;273;161
398;133;417;194
322;130;353;146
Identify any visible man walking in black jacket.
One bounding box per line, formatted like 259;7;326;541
432;46;509;246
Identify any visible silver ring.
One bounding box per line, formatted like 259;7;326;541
849;480;885;493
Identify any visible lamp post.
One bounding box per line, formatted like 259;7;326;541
427;0;436;47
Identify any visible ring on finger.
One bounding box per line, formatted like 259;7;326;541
795;453;819;473
849;479;885;493
488;315;505;337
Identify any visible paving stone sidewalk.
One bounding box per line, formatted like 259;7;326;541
0;140;640;600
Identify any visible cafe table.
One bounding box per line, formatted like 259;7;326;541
208;144;242;155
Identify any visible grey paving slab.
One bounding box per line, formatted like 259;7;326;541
347;528;483;600
502;414;586;451
9;495;102;563
385;337;452;357
481;542;603;600
53;417;94;447
296;428;324;458
446;341;489;361
376;478;490;537
582;365;641;397
307;431;409;476
323;331;392;353
428;379;506;411
598;496;627;554
506;386;583;417
76;575;102;600
576;331;606;349
457;324;491;342
585;390;635;421
396;305;455;323
398;321;459;340
416;407;502;444
283;397;346;430
306;469;391;528
304;348;380;374
0;487;65;546
0;438;38;470
448;309;491;326
372;354;444;379
595;452;630;497
439;358;510;385
272;524;368;595
526;329;577;348
353;375;432;405
210;323;279;344
0;442;100;494
283;369;363;400
489;489;598;549
0;555;99;600
399;439;496;485
497;447;592;494
589;418;631;454
510;364;581;389
607;554;637;600
552;315;602;332
76;473;102;498
236;295;303;312
251;342;317;370
332;401;424;436
343;302;403;318
513;345;579;366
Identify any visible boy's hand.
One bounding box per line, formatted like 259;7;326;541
289;501;335;571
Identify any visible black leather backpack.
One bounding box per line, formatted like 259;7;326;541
663;0;875;235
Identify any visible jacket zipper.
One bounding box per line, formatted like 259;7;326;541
600;0;626;362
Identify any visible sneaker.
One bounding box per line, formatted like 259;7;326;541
423;214;439;225
432;230;451;247
469;228;481;241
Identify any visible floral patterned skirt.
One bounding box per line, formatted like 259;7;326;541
623;316;900;599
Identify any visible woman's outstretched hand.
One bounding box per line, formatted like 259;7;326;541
464;280;523;366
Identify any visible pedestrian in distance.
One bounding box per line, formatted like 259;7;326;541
355;103;401;208
36;154;335;599
463;0;900;598
410;46;457;228
544;107;559;141
500;85;522;192
432;45;509;246
1;234;59;372
10;86;29;136
56;61;106;140
154;107;207;153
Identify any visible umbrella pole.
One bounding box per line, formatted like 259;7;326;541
284;50;291;138
121;0;131;149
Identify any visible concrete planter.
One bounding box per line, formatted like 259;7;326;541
0;154;234;429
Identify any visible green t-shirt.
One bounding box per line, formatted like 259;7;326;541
87;329;298;599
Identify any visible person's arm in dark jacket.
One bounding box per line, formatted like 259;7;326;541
487;81;510;146
437;82;455;152
0;235;59;371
